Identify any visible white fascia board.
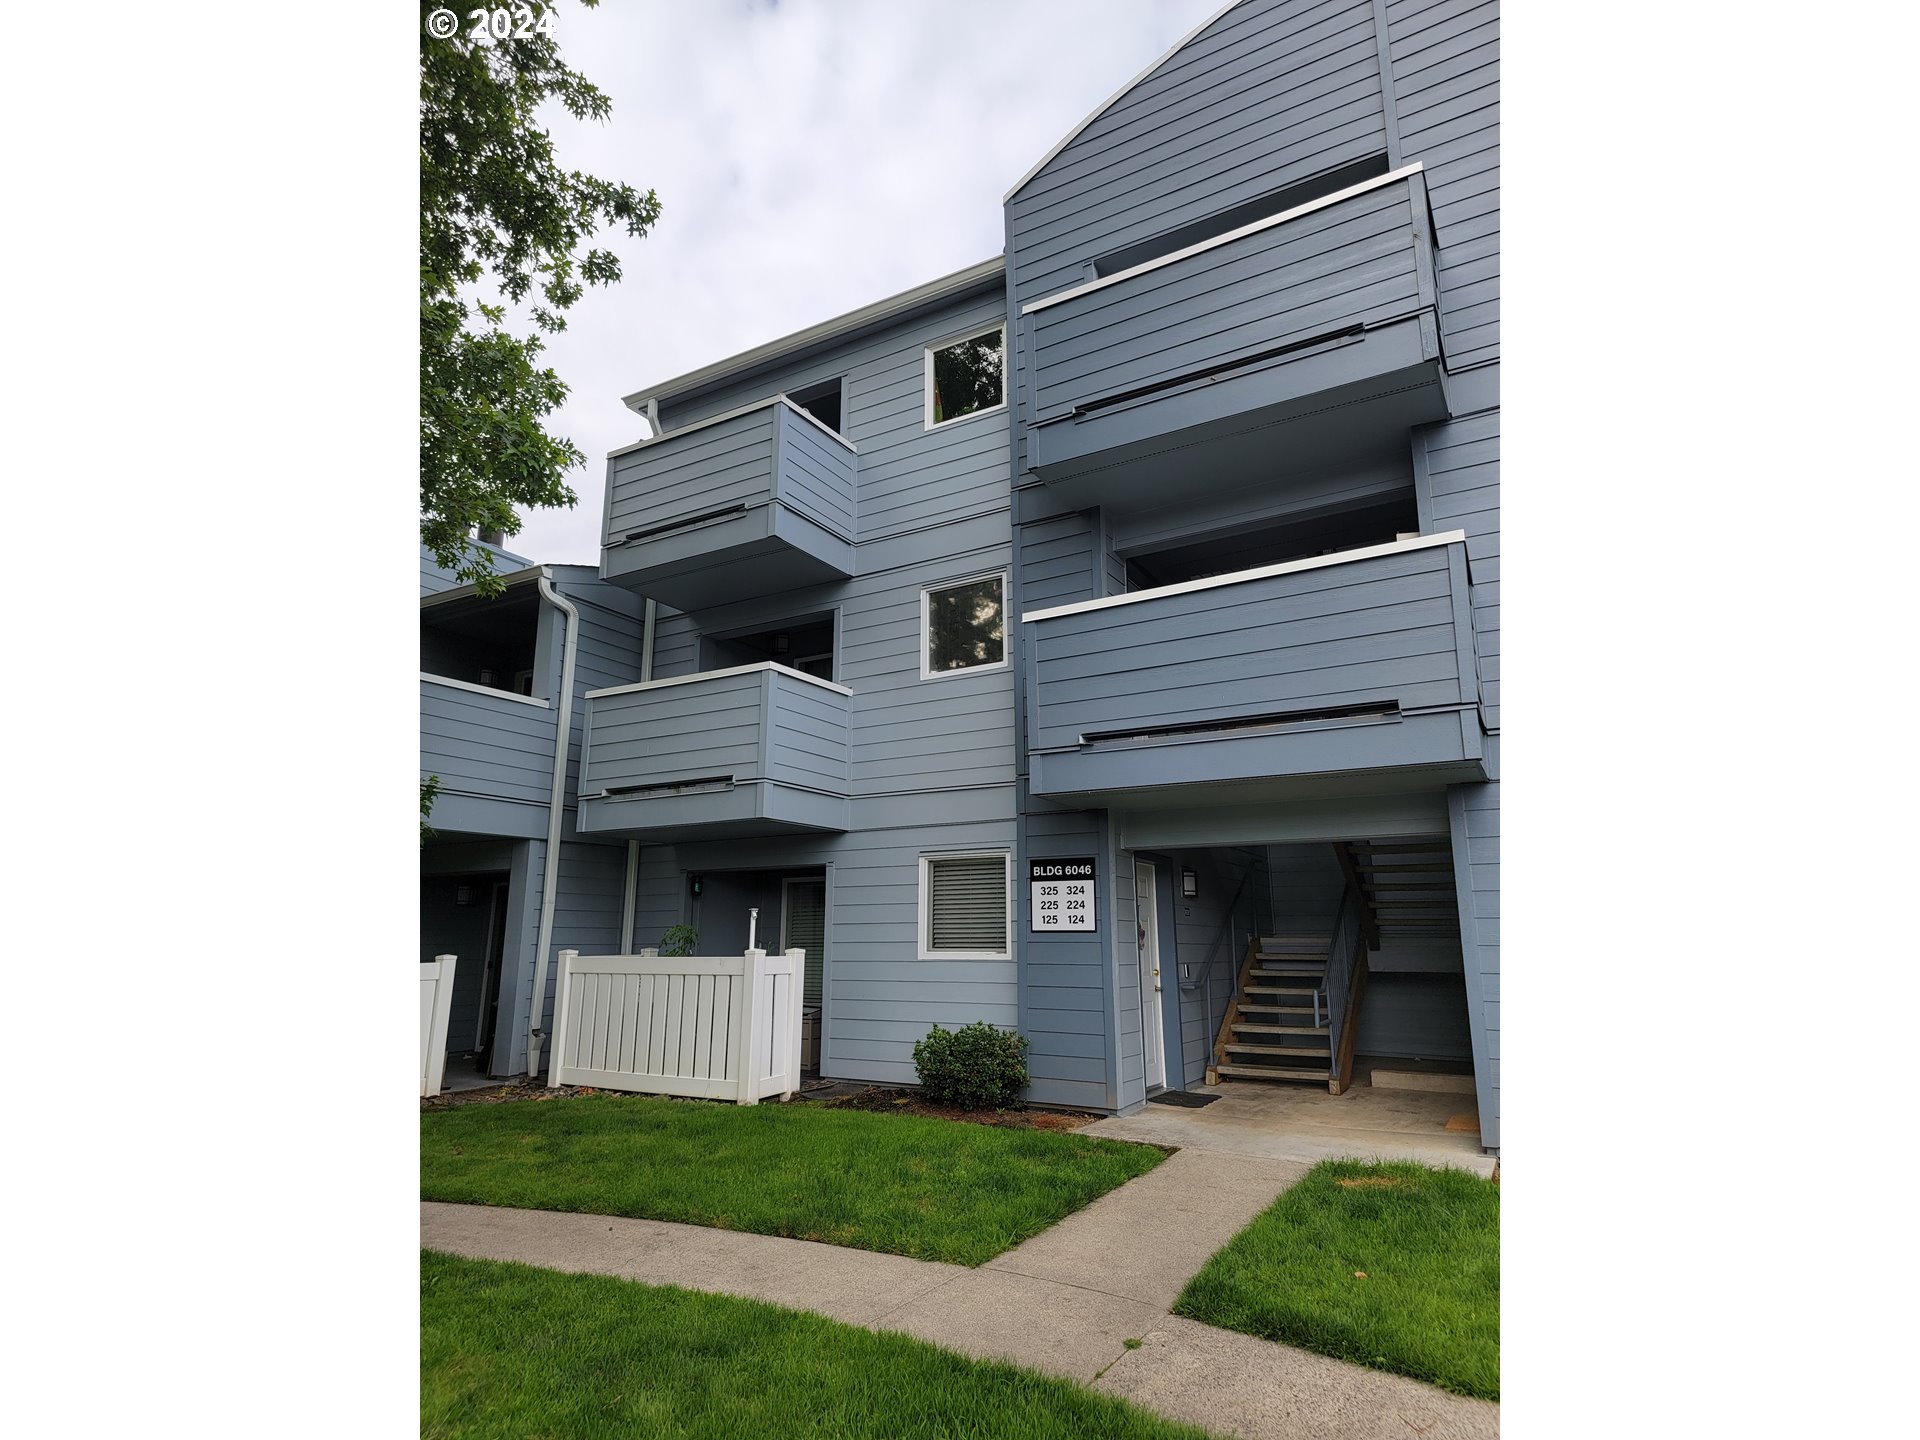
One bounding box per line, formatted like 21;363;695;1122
1020;531;1468;624
585;661;854;701
621;257;1005;414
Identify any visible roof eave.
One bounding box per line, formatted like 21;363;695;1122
621;255;1006;414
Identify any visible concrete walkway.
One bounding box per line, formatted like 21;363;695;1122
422;1146;1498;1439
1086;1079;1497;1176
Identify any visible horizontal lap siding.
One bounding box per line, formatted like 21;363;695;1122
420;680;555;805
1420;411;1497;726
1022;807;1116;1108
661;291;1010;543
1019;513;1100;611
777;409;857;539
516;841;630;1080
1028;179;1422;415
1010;0;1388;307
1267;842;1346;935
1172;848;1265;1085
605;286;1018;1085
419;541;533;596
557;578;648;796
650;608;700;680
584;672;766;791
604;407;779;540
637;291;1015;801
764;673;853;791
1028;546;1466;750
1447;769;1498;1145
1388;0;1497;367
627;820;1017;1085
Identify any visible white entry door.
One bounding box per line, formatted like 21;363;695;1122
1134;860;1166;1091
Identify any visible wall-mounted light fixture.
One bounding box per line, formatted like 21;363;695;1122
689;873;704;898
455;885;474;906
774;633;791;655
1181;868;1199;900
478;668;496;687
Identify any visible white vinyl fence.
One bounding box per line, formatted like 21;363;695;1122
420;954;458;1097
548;948;805;1104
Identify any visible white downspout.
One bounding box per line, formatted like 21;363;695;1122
616;600;657;956
527;571;580;1079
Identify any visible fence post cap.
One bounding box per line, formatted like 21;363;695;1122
434;953;456;962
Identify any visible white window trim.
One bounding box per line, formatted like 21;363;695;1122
919;570;1011;681
923;324;1009;432
917;851;1014;961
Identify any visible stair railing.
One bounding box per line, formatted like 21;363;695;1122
1322;854;1376;1095
1320;889;1360;1074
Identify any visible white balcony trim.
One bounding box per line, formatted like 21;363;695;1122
606;395;859;461
1020;162;1425;317
421;673;553;708
585;661;854;701
1020;530;1467;624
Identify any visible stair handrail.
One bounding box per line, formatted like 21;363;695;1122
1320;889;1360;1075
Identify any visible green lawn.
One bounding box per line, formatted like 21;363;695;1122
421;1093;1164;1266
422;1252;1213;1440
1173;1159;1499;1399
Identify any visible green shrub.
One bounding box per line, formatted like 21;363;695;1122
912;1022;1029;1110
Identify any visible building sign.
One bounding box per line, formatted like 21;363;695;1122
1029;857;1096;932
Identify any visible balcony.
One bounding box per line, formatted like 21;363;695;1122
1022;533;1484;805
577;663;852;839
1018;166;1449;510
419;674;557;838
601;397;857;611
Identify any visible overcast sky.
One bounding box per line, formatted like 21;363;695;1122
501;0;1224;565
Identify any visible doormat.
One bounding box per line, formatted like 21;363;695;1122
1148;1090;1219;1109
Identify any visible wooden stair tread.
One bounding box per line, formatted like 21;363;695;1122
1216;1063;1328;1081
1228;1024;1328;1036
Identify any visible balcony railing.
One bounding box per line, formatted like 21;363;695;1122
419;673;557;836
577;663;852;838
1021;532;1484;802
1018;165;1447;501
601;396;858;611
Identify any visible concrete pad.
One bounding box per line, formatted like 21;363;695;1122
1086;1081;1495;1176
873;1267;1165;1383
1367;1068;1476;1095
985;1150;1308;1309
421;1202;965;1327
1095;1314;1499;1440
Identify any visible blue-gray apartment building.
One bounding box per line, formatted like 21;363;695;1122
421;0;1501;1150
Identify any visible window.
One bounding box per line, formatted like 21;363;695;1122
924;326;1005;429
921;573;1006;678
919;853;1011;959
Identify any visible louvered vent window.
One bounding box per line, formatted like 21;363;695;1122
925;854;1009;957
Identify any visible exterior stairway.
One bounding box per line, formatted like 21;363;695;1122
1342;838;1460;941
1214;934;1333;1082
